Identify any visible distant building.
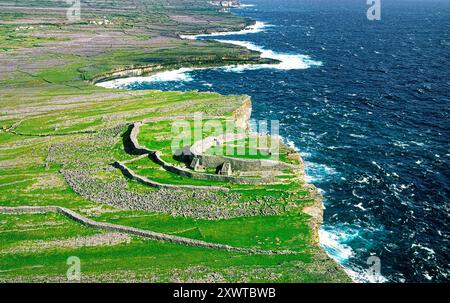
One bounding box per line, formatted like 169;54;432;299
209;1;241;10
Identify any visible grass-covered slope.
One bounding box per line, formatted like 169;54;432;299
0;0;350;282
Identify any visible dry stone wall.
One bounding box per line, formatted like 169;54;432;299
129;122;156;155
127;123;276;185
114;161;228;192
152;152;277;185
61;168;281;220
0;206;291;255
189;133;300;172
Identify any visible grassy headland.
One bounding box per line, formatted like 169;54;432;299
0;0;350;282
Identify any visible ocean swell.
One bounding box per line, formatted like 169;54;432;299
96;16;356;281
96;68;195;89
181;21;322;71
97;21;321;89
179;21;269;39
217;40;322;70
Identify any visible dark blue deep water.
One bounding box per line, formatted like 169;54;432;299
111;0;450;282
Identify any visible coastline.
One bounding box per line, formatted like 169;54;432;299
96;22;321;89
0;0;351;282
92;23;276;85
94;19;352;281
3;0;447;284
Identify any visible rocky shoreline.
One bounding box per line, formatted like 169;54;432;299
88;14;350;280
93;22;328;255
0;0;352;283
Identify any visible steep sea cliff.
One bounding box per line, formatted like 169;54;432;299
97;0;450;282
96;13;350;282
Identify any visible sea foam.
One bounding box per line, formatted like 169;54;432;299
183;21;322;71
179;21;269;39
319;228;355;264
217;40;322;70
320;226;388;283
96;68;195;89
98;21;322;89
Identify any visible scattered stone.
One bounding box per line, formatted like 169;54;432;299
1;232;131;254
60;167;282;220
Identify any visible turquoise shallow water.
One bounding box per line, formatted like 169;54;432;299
101;0;450;282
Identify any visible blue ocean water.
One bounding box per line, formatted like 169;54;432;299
105;0;450;282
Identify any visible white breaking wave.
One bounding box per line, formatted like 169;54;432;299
345;268;388;283
320;226;388;283
218;39;322;70
182;21;321;71
281;138;336;184
96;68;195;89
319;228;355;264
98;21;323;89
179;21;269;39
304;161;337;183
239;4;256;8
411;243;436;255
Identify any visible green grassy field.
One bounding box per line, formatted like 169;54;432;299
0;0;350;282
